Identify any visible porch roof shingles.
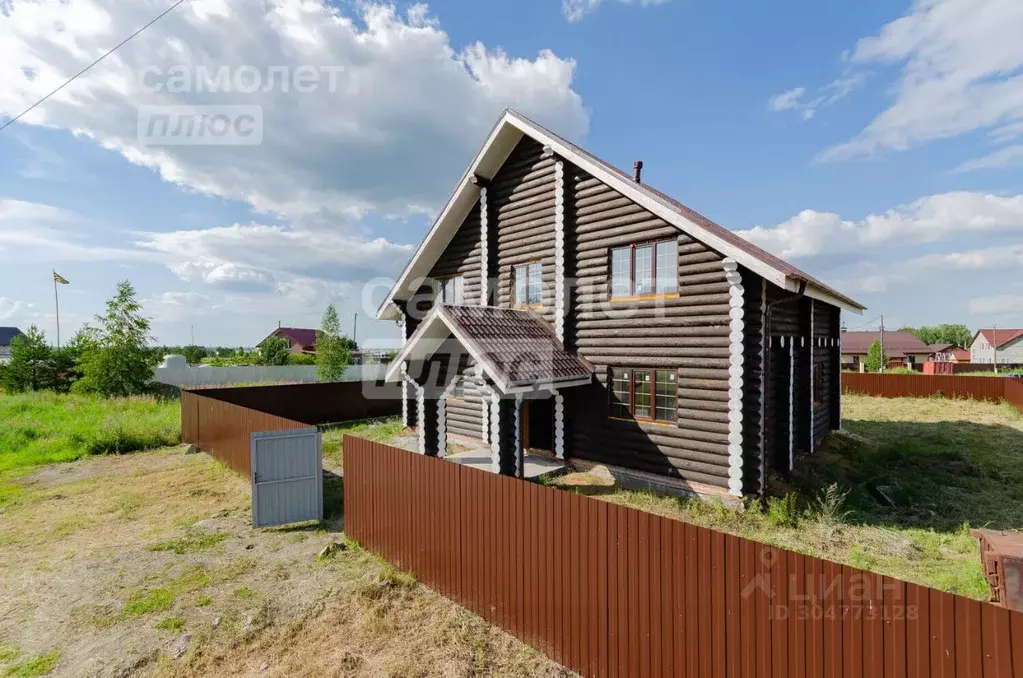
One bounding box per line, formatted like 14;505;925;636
442;305;593;389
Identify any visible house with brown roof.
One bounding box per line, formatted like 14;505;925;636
261;326;318;355
379;110;864;499
970;329;1023;365
927;343;971;364
840;331;932;371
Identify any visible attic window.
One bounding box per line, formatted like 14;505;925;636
438;275;464;305
611;240;678;299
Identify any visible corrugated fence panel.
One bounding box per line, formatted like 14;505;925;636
342;436;1023;677
843;373;1021;410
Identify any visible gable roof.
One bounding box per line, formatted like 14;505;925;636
270;327;317;349
377;109;865;321
385;305;593;394
973;329;1023;349
0;327;24;347
841;331;931;357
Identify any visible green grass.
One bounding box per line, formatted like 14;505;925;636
552;394;1023;599
155;617;185;632
321;417;403;466
2;651;60;677
123;588;175;616
234;587;253;599
195;595;212;607
147;530;227;554
0;391;180;472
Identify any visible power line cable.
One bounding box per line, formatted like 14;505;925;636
0;0;188;134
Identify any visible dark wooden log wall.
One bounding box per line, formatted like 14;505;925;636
446;360;486;443
564;165;734;491
740;270;765;494
811;300;840;445
793;297;812;456
490;137;557;325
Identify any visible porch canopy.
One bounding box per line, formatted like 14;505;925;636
385;304;592;473
384;304;593;395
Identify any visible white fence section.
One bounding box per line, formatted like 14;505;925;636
154;354;387;387
250;428;322;528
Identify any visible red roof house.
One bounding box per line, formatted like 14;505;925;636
263;327;318;354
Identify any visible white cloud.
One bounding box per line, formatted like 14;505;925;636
737;191;1023;258
769;87;805;112
135;223;413;291
953;144;1023;173
0;297;31;321
848;244;1023;293
0;0;588;225
770;74;866;120
0;198;154;262
820;0;1023;161
970;293;1023;315
561;0;670;23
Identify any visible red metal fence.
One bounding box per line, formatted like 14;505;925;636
180;381;402;477
344;436;1023;677
843;373;1023;414
181;390;307;476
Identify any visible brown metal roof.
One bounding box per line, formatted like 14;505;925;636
841;331;931;358
441;305;593;389
975;329;1023;349
507;110;866;312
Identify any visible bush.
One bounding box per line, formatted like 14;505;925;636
765;493;801;528
288;353;316;366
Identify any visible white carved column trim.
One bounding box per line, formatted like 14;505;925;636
417;386;426;455
398;320;409;428
553;160;566;342
437;378;459;458
489;391;501;473
723;258;744;497
553;390;565;460
475;364;489;442
479;187;489;305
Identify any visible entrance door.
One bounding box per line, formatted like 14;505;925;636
250;428;322;527
522;396;554;452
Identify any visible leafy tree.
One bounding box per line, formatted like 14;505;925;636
258;336;291;366
52;325;101;391
2;325;55;392
288;352;316;366
73;281;157;396
900;324;973;348
865;338;887;373
315;303;352;381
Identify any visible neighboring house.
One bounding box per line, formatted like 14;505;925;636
261;327;318;355
0;327;25;365
840;331;930;371
970;329;1023;364
378;109;864;500
927;343;970;363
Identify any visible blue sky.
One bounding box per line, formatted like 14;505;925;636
1;0;1021;349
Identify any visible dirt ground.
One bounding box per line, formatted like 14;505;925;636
0;447;566;677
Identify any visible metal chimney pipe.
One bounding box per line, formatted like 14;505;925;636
633;160;643;183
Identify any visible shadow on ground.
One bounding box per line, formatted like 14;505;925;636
793;419;1023;532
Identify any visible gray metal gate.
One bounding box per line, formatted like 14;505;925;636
250;428;322;527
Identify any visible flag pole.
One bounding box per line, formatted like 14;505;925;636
53;269;61;350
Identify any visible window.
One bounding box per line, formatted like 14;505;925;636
610;239;678;299
813;363;824;407
514;262;543;306
609;367;677;423
438;275;464;305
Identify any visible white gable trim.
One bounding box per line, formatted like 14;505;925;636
377;111;863;320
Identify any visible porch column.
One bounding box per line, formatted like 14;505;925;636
436;378;460;458
489;390;501;473
417;384;427;455
422;396;440;457
553;390;565;460
514;394;524;479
